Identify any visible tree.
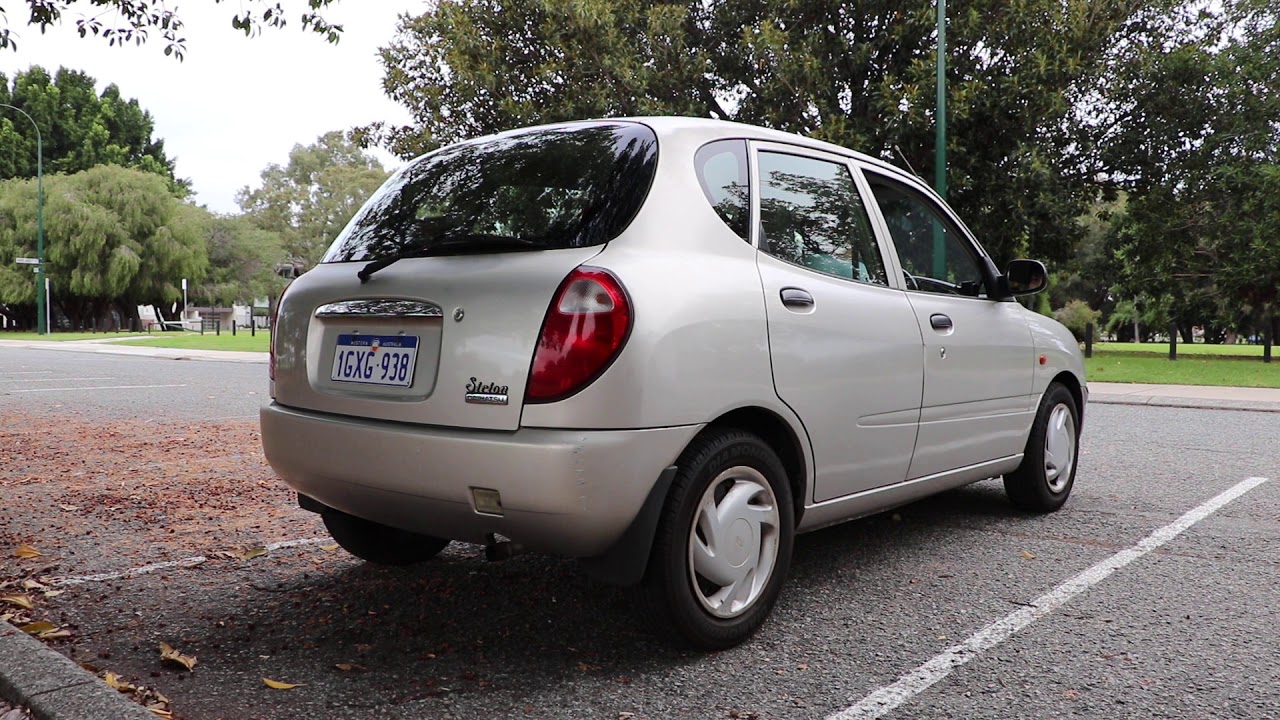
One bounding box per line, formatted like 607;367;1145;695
237;130;389;269
0;65;186;193
0;0;343;60
0;165;207;328
362;0;1180;268
1097;0;1280;341
198;213;287;306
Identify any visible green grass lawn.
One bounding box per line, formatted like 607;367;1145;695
1086;351;1280;388
1091;341;1270;357
116;331;271;352
0;330;149;341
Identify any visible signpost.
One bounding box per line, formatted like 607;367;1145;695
15;258;46;331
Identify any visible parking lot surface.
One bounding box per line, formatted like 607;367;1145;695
1;348;1277;719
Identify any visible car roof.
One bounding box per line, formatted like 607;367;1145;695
449;115;912;182
603;115;909;178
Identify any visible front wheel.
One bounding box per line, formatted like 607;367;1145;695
1004;382;1080;512
639;429;794;650
322;509;450;566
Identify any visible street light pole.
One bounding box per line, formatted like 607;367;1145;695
932;0;948;279
1;103;46;335
935;0;947;200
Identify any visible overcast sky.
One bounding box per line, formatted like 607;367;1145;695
0;1;423;215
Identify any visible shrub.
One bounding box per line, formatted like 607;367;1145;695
1053;300;1102;341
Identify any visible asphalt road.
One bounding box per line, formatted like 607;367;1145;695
1;348;1276;720
0;349;266;422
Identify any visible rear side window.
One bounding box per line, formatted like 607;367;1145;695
321;122;659;263
757;151;889;286
694;140;750;241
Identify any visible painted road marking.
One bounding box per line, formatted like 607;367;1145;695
0;377;116;383
53;537;331;586
0;371;52;375
827;476;1269;720
8;383;188;393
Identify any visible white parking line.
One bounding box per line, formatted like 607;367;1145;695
0;377;115;383
7;383;188;393
827;476;1269;720
0;371;52;375
52;537;331;586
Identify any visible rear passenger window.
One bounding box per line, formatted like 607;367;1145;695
757;151;888;286
694;140;750;241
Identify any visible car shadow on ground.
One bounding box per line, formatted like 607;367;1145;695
207;481;1030;706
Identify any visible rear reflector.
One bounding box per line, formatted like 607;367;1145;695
526;267;631;403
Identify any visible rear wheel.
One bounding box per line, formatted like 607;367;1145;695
640;428;794;650
1004;382;1079;512
322;509;450;566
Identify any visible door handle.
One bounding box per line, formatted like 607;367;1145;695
780;288;814;309
930;313;953;330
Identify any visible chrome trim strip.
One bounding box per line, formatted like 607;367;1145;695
315;299;443;318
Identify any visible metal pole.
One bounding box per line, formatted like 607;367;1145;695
933;0;947;279
45;277;51;332
935;0;947;199
1;104;45;335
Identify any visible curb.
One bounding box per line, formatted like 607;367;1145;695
1090;395;1280;414
0;622;154;720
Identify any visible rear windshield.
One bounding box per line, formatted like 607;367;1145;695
321;122;659;263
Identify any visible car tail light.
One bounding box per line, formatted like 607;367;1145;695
526;267;632;403
268;287;285;383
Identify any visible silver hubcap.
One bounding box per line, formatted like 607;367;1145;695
1044;403;1076;493
687;466;780;619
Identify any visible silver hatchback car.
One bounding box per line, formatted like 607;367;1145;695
261;117;1086;650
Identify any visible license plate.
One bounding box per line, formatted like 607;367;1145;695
330;334;419;387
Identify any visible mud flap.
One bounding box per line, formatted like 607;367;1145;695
577;465;678;586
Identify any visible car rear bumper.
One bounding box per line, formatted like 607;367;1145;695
260;402;700;557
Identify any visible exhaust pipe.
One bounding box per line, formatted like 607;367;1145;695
483;533;525;561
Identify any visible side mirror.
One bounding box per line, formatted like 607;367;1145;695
1003;259;1047;296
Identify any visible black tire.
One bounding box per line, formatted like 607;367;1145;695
1004;382;1080;512
639;428;795;651
322;509;450;566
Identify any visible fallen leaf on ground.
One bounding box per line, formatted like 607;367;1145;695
319;544;340;552
159;642;197;671
18;621;55;635
334;663;365;672
43;590;64;598
147;708;173;718
1021;550;1037;560
59;505;80;511
263;678;302;689
104;672;136;693
1;594;34;610
219;546;268;561
20;579;49;591
13;545;40;559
